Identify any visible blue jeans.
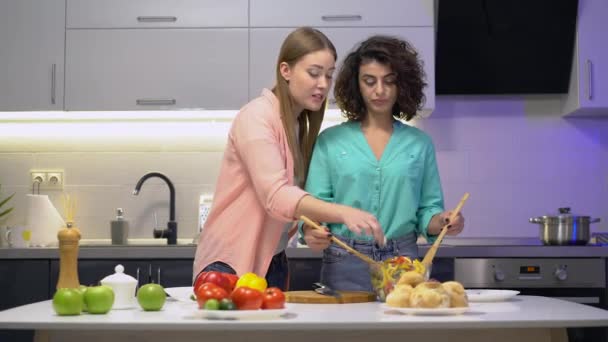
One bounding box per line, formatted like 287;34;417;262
198;251;289;291
320;233;418;292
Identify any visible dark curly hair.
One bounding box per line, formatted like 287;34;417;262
334;35;426;121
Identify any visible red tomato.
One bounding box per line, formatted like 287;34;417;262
261;287;285;309
194;271;232;293
230;286;263;310
193;271;208;292
195;282;229;308
224;273;239;292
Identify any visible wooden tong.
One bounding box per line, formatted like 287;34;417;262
421;193;470;267
300;215;379;266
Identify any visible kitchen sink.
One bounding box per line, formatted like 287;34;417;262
79;238;195;247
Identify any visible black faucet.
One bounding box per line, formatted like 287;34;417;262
133;172;177;245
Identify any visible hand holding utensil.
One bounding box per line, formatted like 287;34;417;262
421;193;470;267
300;216;379;266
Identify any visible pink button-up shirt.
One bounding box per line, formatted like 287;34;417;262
193;89;308;279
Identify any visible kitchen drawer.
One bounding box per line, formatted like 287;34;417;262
67;0;248;28
250;0;433;27
250;27;434;113
66;29;249;110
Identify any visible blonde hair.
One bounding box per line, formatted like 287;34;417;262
273;27;337;187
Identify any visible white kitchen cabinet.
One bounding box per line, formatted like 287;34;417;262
67;0;248;29
250;0;433;27
0;0;65;111
562;0;608;116
250;27;435;115
65;29;248;110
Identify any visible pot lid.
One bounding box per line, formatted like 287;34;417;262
556;207;589;218
539;207;592;223
100;264;137;285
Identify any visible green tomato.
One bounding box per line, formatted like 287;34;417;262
219;298;236;310
84;285;115;314
204;298;220;310
137;283;166;311
53;288;83;316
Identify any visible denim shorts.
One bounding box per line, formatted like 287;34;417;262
197;250;289;291
320;233;418;292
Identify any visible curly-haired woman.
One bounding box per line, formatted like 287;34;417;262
300;35;465;292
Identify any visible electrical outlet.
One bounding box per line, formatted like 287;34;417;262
31;172;46;184
30;169;64;190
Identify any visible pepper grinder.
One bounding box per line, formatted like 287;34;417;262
57;222;81;289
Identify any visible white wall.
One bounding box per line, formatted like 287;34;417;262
421;95;608;237
0;95;607;240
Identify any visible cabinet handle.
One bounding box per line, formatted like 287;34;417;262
321;15;362;22
136;267;140;291
51;64;56;105
137;16;177;23
157;267;161;286
136;99;176;106
586;59;593;101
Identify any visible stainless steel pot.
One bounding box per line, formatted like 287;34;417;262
529;207;601;245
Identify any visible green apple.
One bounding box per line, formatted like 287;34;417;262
84;285;115;314
77;285;88;312
137;283;166;311
53;288;83;316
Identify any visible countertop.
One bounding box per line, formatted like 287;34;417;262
1;296;607;330
3;237;608;259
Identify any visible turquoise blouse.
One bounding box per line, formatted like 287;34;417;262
302;120;444;242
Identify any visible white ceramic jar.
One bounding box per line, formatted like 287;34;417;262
100;264;138;309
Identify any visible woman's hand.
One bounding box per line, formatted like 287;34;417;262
339;206;385;245
302;223;332;251
429;211;465;236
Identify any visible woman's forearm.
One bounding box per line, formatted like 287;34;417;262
294;195;344;223
294;195;384;243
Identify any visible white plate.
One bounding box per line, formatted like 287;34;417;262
188;306;289;320
465;289;520;302
381;303;469;316
165;287;195;303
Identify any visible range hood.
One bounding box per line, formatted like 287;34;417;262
435;0;578;95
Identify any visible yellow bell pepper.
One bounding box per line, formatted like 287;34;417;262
235;272;267;292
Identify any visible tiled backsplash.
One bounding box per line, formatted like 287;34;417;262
1;95;607;240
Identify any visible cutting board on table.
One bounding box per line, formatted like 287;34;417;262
285;290;376;304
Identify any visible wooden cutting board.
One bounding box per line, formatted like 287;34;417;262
285;290;376;304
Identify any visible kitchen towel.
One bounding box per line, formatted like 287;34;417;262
25;194;65;247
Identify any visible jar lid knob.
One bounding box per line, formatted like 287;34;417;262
115;264;124;274
558;207;571;214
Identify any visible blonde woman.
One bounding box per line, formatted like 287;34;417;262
193;27;384;291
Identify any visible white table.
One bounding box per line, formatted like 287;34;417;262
1;296;607;342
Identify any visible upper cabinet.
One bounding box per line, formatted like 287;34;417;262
249;0;433;27
563;0;608;116
249;0;435;116
0;0;437;112
67;0;248;29
64;0;248;110
65;29;248;111
0;0;65;111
